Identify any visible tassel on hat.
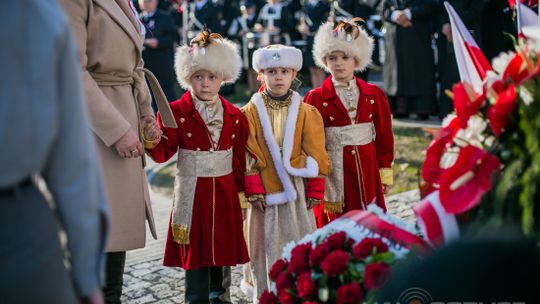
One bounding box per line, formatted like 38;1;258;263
174;29;242;89
313;18;374;72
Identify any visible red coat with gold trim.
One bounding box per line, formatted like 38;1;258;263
146;92;249;270
304;76;394;227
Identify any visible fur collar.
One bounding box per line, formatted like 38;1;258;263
251;92;319;205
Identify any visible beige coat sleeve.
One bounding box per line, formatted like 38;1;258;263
60;0;131;147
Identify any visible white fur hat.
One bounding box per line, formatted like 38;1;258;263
313;21;374;72
174;32;242;89
252;45;303;72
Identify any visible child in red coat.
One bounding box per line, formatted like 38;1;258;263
144;31;249;303
304;19;395;227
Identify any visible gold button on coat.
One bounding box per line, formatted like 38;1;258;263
187;133;192;138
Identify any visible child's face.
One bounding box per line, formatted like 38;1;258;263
260;67;297;97
190;70;223;101
324;51;356;82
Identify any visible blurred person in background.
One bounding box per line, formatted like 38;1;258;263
0;0;108;303
435;0;483;119
254;0;296;47
378;0;436;120
59;0;164;302
139;0;179;111
297;0;330;88
228;0;261;92
480;0;515;61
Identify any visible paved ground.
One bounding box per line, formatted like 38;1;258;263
121;157;421;304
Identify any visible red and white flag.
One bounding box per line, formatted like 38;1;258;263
444;2;492;92
516;1;539;35
413;191;459;247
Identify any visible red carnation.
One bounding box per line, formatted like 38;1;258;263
278;289;298;304
275;271;294;290
259;290;279;304
422;116;459;184
326;231;347;250
336;282;364;304
321;250;349;277
352;238;389;261
296;272;317;299
364;262;392;291
269;259;288;281
452;82;485;129
309;241;330;266
487;84;517;137
439;145;501;214
289;243;312;274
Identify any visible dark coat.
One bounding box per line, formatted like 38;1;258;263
189;1;223;34
378;0;436;98
435;0;484;118
301;0;330;67
142;9;177;101
480;0;515;61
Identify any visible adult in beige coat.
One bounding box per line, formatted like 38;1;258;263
60;0;159;302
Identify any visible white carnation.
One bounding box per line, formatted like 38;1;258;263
492;51;516;75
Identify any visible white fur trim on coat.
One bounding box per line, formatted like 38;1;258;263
174;38;242;89
313;22;374;72
252;45;303;72
251;92;319;206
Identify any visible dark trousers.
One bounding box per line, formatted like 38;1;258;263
104;251;126;304
185;266;232;304
0;181;77;304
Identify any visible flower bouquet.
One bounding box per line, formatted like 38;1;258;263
259;206;427;304
420;37;540;237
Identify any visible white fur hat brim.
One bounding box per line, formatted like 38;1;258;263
252;45;303;72
174;38;242;89
313;22;374;72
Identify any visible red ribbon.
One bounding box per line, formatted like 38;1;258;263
341;210;428;251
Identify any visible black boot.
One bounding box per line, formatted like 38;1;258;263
104;251;126;304
209;266;232;304
185;268;211;304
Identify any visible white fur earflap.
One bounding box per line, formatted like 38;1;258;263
252;45;303;72
174;37;242;89
313;22;374;72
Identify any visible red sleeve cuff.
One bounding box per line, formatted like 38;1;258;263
306;177;325;200
245;174;265;197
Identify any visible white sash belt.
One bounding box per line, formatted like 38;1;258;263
324;123;375;203
171;148;233;244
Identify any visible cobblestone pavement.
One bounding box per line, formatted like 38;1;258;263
121;185;420;303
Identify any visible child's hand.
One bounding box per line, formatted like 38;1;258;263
250;198;266;213
141;116;163;141
382;184;391;195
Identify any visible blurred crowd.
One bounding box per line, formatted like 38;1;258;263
135;0;524;119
